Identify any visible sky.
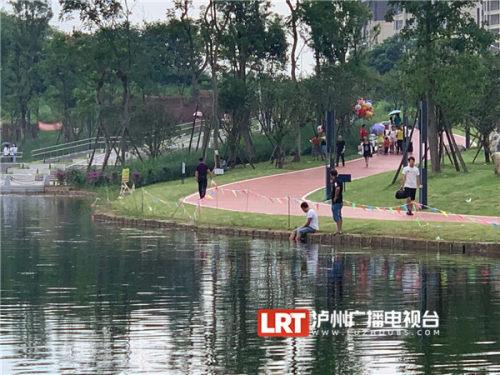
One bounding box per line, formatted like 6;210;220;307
1;0;316;76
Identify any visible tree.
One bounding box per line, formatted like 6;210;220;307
41;31;85;141
217;1;287;165
1;1;52;140
367;35;404;75
129;102;179;159
387;0;494;173
199;0;229;158
256;77;311;168
299;0;371;126
470;54;500;163
300;1;371;66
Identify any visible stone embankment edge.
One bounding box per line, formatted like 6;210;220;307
92;211;500;257
0;187;97;197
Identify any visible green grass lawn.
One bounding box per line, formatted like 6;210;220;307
308;149;500;217
97;151;500;243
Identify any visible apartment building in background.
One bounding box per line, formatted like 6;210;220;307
362;0;500;49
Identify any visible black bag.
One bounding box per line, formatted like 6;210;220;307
395;188;408;199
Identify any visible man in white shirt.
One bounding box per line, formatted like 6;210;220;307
3;144;10;162
9;144;17;162
401;156;421;216
290;201;319;243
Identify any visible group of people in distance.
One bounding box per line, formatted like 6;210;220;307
2;143;18;162
310;127;347;167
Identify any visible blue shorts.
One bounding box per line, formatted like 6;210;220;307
332;203;343;222
297;226;316;236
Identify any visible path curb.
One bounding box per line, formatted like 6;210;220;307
92;211;500;257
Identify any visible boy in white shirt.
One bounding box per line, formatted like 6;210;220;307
401;156;421;216
290;202;319;243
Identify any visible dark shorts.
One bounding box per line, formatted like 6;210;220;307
297;226;316;235
363;151;371;158
404;187;417;201
331;203;343;222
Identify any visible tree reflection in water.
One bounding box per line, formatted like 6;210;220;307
1;196;500;374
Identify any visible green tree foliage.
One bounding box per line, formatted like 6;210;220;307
129;101;179;159
387;0;494;173
1;1;52;140
217;1;287;165
367;35;404;75
300;1;371;66
256;77;312;167
469;54;500;162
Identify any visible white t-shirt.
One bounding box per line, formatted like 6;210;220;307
306;209;319;230
3;147;9;156
402;166;420;189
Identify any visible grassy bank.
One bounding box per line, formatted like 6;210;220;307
97;154;500;243
307;150;500;217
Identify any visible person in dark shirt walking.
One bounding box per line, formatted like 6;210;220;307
330;169;343;235
362;137;373;167
336;135;346;167
195;157;211;199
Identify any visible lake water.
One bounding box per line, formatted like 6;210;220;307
1;196;500;374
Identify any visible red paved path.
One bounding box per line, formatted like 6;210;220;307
184;132;499;226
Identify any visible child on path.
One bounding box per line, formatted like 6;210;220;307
383;137;390;155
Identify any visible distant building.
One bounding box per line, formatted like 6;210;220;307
362;0;500;50
361;0;396;47
481;0;500;49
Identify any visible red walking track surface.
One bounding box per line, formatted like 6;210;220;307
183;131;500;227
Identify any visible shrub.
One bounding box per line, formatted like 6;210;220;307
86;169;109;186
132;170;142;186
65;168;85;186
55;169;65;184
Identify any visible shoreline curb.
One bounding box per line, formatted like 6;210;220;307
92;211;500;257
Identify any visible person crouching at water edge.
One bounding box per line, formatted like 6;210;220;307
401;156;422;216
290;202;319;243
330;169;343;235
195;157;212;199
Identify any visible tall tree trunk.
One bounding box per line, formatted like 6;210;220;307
482;136;491;163
426;93;440;173
286;0;298;81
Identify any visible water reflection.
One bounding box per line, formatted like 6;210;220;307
1;196;500;374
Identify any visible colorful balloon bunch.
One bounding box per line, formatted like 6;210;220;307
354;98;374;119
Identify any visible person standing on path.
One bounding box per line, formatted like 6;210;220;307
290;202;319;243
9;144;17;163
336;135;346;167
3;144;10;162
401;156;421;216
396;127;404;154
330;169;343;235
310;134;321;160
195;157;211;199
359;124;368;142
394;113;402;127
362;138;373;167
